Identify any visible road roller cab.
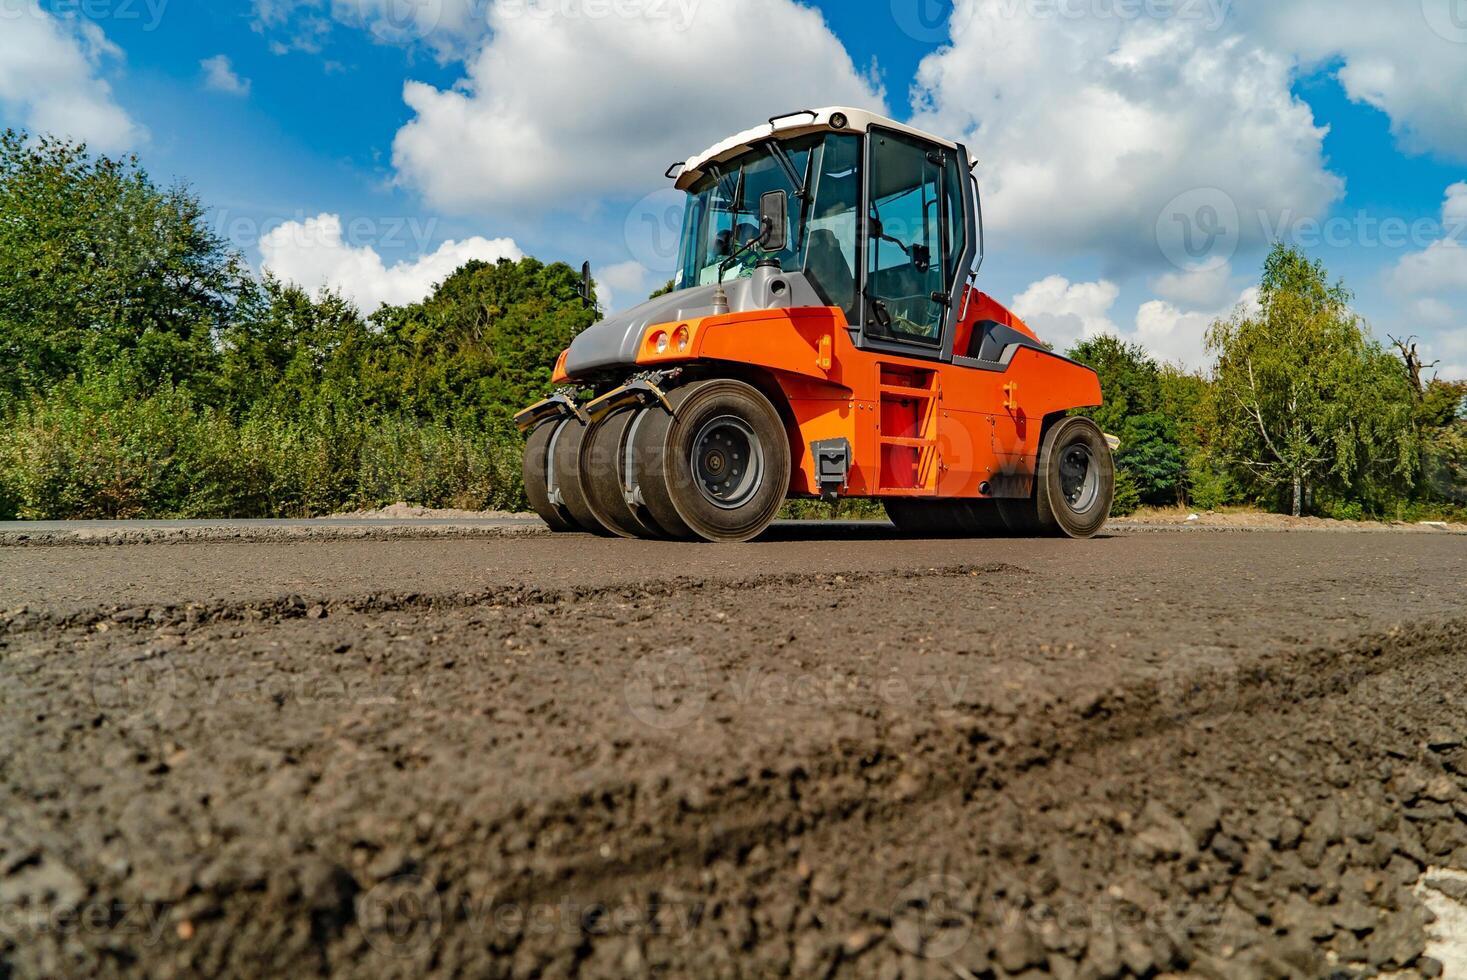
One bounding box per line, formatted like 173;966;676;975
517;108;1114;543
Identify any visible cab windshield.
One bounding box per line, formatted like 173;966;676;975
675;133;862;323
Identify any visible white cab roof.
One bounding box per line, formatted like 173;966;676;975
673;107;969;191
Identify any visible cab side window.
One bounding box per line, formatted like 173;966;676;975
864;131;956;348
803;134;862;326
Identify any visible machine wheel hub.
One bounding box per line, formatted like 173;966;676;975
1058;442;1100;515
691;415;763;509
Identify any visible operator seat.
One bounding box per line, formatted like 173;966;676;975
806;229;855;315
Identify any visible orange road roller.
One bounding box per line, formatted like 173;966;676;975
516;107;1114;543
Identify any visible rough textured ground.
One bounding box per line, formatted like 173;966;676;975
2;529;1465;978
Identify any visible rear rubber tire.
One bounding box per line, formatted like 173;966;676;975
634;380;790;543
582;407;666;539
523;419;581;533
552;418;616;536
1000;416;1114;538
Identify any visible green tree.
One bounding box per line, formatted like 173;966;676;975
365;257;598;425
0;131;248;408
1067;335;1183;506
1208;244;1418;516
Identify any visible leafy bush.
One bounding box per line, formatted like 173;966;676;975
1110;466;1142;517
0;378;527;519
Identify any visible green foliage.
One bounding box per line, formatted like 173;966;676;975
1110;466;1142;516
0;133;578;518
366;257;597;426
0;379;246;519
1066;335;1184;506
0;130;247;410
650;280;677;299
1208;244;1420;516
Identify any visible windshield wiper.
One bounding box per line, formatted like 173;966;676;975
761;140;809;201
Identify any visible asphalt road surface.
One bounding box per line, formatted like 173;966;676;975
2;527;1466;978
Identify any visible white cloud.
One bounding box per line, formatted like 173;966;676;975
909;2;1342;269
1392;238;1467;298
1149;262;1236;309
252;0;493;61
201;55;251;96
1243;2;1467;161
0;3;142;152
1386;184;1467;381
1011;276;1121;353
595;259;653;313
259;213;523;312
1389;184;1467;302
1012;275;1257;371
1133;287;1260;370
391;0;885;213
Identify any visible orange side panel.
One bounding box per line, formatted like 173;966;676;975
631;304;1100;500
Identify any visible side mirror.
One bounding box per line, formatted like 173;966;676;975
578;260;594;309
759;190;789;253
911;243;931;273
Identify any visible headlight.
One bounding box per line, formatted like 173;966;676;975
653;331;669;354
674;325;690;352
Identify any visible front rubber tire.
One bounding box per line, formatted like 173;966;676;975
523;419;581;533
552;418;617;536
581;407;667;539
633;380;791;543
1002;416;1114;538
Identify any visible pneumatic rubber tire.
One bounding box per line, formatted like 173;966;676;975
523;419;581;533
633;380;790;543
551;418;617;536
582;407;667;539
1001;416;1114;538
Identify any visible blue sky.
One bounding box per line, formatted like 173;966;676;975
4;0;1466;376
